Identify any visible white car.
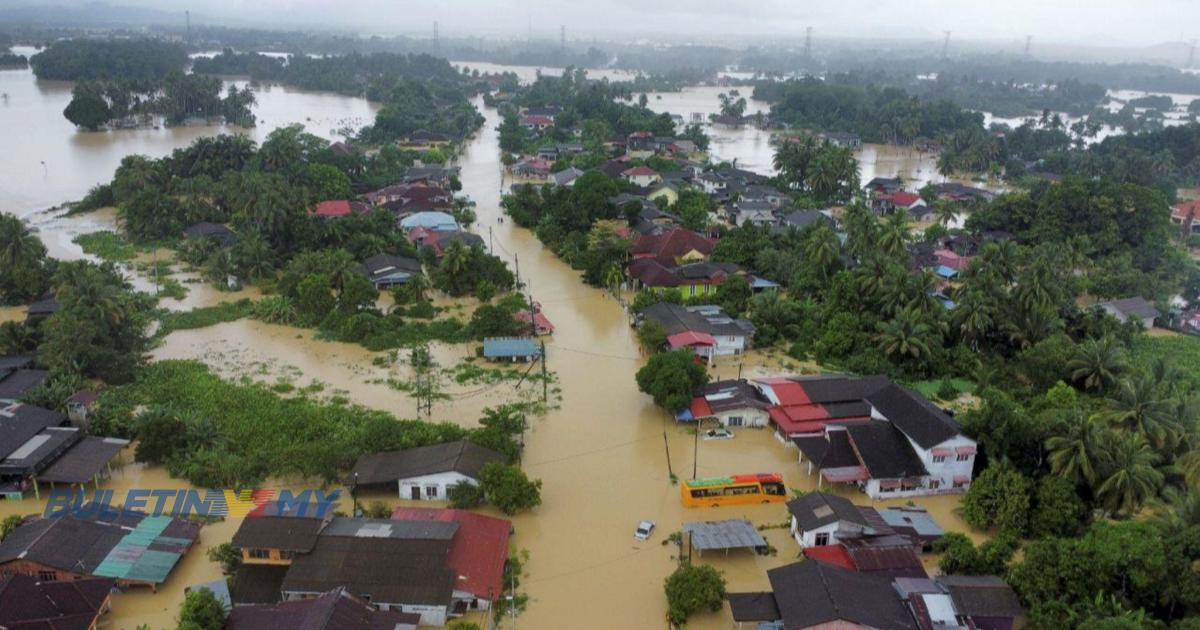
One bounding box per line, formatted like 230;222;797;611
634;520;655;541
702;428;735;441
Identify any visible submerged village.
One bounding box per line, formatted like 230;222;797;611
2;13;1200;630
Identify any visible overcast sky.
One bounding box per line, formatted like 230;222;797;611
124;0;1200;48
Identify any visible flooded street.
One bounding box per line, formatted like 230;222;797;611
0;59;987;629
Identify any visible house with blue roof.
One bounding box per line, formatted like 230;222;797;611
399;211;459;232
482;338;541;363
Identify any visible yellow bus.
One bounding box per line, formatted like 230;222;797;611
680;473;788;508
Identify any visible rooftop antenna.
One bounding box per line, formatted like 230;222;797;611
804;26;812;58
1024;35;1032;57
433;21;439;52
941;30;951;60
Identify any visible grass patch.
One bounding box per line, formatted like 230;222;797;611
74;231;138;261
157;278;189;300
911;378;976;399
96;360;471;486
1132;334;1200;387
156;299;255;337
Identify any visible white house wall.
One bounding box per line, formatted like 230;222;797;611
396;471;478;500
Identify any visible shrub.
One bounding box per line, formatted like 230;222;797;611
448;482;484;508
664;561;726;625
479;462;542;515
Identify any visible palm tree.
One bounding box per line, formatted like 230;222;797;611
602;264;624;297
1046;412;1108;487
0;321;38;354
932;200;958;227
1150;486;1200;532
804;226;840;281
231;233;275;281
876;307;936;361
1104;374;1178;450
0;214;45;269
877;212;910;259
1095;433;1165;517
441;240;471;277
953;290;996;349
1067;336;1129;393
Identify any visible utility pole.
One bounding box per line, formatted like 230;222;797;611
692;418;699;480
804;26;812;58
941;31;951;60
1024;35;1032;58
540;340;547;403
489;225;494;253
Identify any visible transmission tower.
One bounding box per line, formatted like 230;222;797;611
1189;39;1197;68
560;25;566;56
941;30;951;60
804;26;812;58
1024;35;1032;57
433;21;439;51
185;10;191;46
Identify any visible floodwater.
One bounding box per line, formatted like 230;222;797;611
0;59;988;629
0;46;378;214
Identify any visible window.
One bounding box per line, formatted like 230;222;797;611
953;479;968;489
928;479;941;490
879;484;896;493
425;485;439;499
727;416;743;427
279;550;295;560
689;285;697;297
932;455;946;463
248;549;271;560
814;532;830;546
956;453;971;462
37;571;56;582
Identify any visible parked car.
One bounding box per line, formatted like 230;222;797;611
702;428;735;440
634;520;655;541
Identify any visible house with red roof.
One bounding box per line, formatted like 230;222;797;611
309;200;371;218
514;304;555;336
629;227;714;267
1172;199;1200;235
509;157;553;180
933;248;971;271
687;379;772;428
391;507;511;614
621;165;663;187
518;115;554;131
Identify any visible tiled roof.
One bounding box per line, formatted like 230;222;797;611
390;507;511;599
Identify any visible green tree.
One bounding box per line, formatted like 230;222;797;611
636;318;669;354
1095;433;1164;517
134;408;190;465
448;481;484;508
0;515;24;540
479;462;542;515
206;543;240;575
664;561;726;625
177;587;226;630
1067;336;1129;393
1030;475;1088;538
961;464;1031;534
1046;411;1109;487
0;213;53;305
635;349;709;412
875;307;937;363
63;82;112;130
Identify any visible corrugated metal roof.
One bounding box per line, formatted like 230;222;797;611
482;337;540;358
683;519;766;551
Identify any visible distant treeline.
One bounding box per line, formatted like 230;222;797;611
0;52;26;68
827;71;1108;118
754;78;985;145
29;38;188;81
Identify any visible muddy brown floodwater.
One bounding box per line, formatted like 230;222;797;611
2;59;987;629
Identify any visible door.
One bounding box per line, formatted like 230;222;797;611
410;486;421;500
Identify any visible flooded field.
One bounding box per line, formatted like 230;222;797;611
0;59;992;628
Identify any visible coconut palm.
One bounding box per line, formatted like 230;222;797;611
804;225;841;280
1046;412;1108;487
1067;336;1129;393
876;307;936;361
1001;304;1062;352
877;212;910;259
953;290;996;349
0;214;45;269
230;233;275;281
932;200;958;227
602;264;624;296
1103;374;1178;450
1095;433;1165;517
1150;486;1200;532
0;321;39;354
440;240;471;277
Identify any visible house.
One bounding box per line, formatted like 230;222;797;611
0;364;47;400
482;337;541;362
754;375;975;498
629;228;714;267
408;229;485;258
1;401;130;499
934;248;971;272
24;296;59;325
621;166;663;187
518;115;554;131
627;259;739;297
402;129;451;148
330;141;357;157
0;506;200;588
687;379;771;427
391;507;511;613
514;305;555;336
896;575;1023;630
510;157;553;179
0;573;115;630
350;440;506;501
819;131;862;149
399;211;459;232
403;166;460;188
640;303;755;358
804;540;928;579
786;492;880;548
364;183;453;207
309;200;371;218
65;390;99;426
730;199;776;226
553;166;585;188
359;254;422;289
647;182;680;206
733;561;1022;630
1171;199;1200;234
764;560;919;630
231;509;512;627
182;222;237;247
1098;297;1160;328
226;587;420;630
878;505;944;551
774;209;836;234
932;182;994;204
865;177;904;196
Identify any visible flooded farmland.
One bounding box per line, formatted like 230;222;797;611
0;59;987;629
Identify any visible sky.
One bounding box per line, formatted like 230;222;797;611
143;0;1196;48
